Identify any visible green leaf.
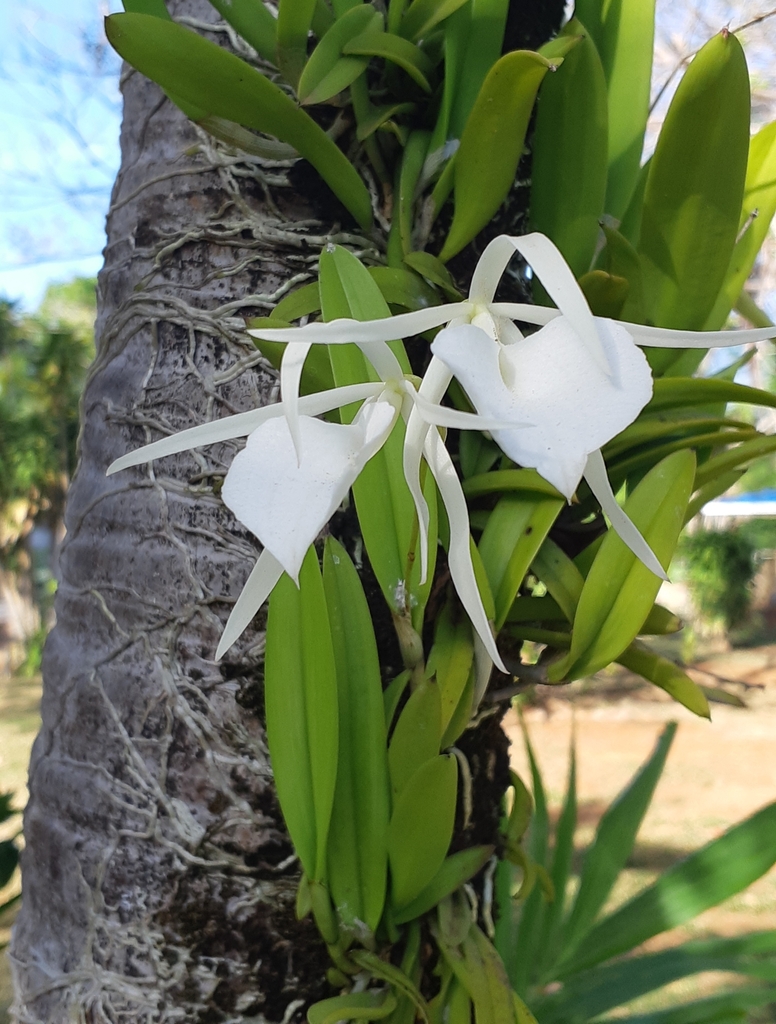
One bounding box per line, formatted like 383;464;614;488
638;31;750;337
350;950;430;1023
105;14;372;230
397;132;431;257
648;376;776;415
536;932;776;1024
273;282;322;321
264;548;338;882
598;224;648;323
388;677;442;798
440;50;554;262
550;451;695;682
448;0;510;140
344;30;435;92
558;799;776;976
463;469;563;501
531;539;585;623
122;0;171;18
323;538;390;932
538;744;576;972
478;496;563;629
403;251;463;300
558;723;676;966
394;845;495;923
577;270;629;319
369;266;439;310
426;598;474;737
400;0;469;42
357;102;417;140
206;0;277;63
388;754;458;907
706;120;776;329
623;988;776;1024
276;0;317;86
529;18;608;278
576;0;656;220
308;991;398;1024
298;6;380;105
693;435;776;491
384;669;412;729
618;642;710;718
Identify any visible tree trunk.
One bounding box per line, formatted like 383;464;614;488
10;5;359;1018
10;3;563;1020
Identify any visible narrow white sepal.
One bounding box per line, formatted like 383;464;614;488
106;381;383;475
215;549;284;660
505;234;612;377
280;340;312;463
584;449;669;581
625;322;776;348
407;383;533;431
489;302;560;326
247;303;471;345
402;358;453;584
358;339;405;383
424;427;506;673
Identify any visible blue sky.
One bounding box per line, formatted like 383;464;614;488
0;0;122;310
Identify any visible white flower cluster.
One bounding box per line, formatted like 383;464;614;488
109;233;775;665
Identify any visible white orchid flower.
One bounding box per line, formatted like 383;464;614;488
250;233;776;581
108;370;516;666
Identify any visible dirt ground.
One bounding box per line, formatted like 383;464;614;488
505;641;776;945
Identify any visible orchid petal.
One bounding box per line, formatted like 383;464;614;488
432;319;652;500
402;357;453;584
489;302;561;326
280;340;312;462
357;339;405;383
215;549;284;659
247;303;471;346
106;382;383;475
423;427;506;673
221;399;398;582
584;449;668;581
406;382;533;431
624;322;776;348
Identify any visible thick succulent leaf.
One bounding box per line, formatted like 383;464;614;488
122;0;171;18
323;538;390;932
400;0;469;41
706;120;776;329
550;451;695;682
576;0;656;219
393;845;495;923
397;131;431;256
478;496;563;629
369;266;439;309
463;469;563;500
440;50;554;261
618;642;710;718
557;723;676;967
622;989;776;1024
298;5;379;105
276;0;316;86
529;18;608;278
206;0;277;63
388;677;442;798
448;0;510;140
105;14;372;229
106;14;374;229
264;548;338;882
426;599;474;737
344;30;435;91
648;376;776;415
598;224;648;323
388;754;458;907
308;991;398;1024
557;800;776;976
638;31;750;341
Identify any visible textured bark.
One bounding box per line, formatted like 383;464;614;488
9;5;367;1018
11;2;565;1020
